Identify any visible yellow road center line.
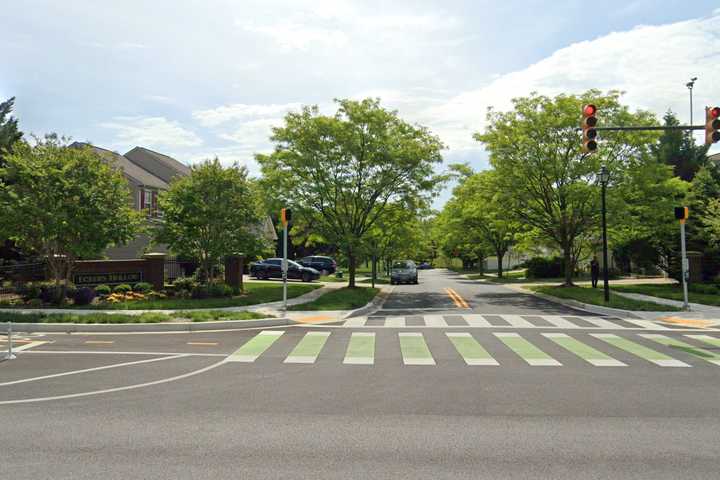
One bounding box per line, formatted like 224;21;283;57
447;288;470;308
186;342;219;346
445;288;463;308
84;340;114;345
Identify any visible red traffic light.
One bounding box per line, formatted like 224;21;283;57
583;104;597;116
711;107;720;119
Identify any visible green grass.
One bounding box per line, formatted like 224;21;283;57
613;283;720;307
171;310;272;322
289;286;379;311
0;311;171;323
319;275;347;283
531;285;681;311
0;282;320;311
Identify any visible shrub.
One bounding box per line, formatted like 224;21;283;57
94;284;112;296
19;282;42;300
38;282;76;304
173;277;197;293
26;298;43;307
190;284;210;299
73;287;97;306
113;284;132;294
525;256;564;279
208;282;233;298
133;282;153;293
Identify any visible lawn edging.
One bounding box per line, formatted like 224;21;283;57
343;285;393;319
5;316;295;333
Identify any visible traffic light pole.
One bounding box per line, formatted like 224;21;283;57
680;221;690;311
282;224;288;311
601;181;610;303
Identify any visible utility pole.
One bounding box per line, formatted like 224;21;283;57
686;77;697;126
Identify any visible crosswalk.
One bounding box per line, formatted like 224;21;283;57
339;314;693;330
225;330;720;369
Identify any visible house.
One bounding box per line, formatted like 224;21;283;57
124;146;191;184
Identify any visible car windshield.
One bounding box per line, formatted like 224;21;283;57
392;261;411;269
288;260;302;268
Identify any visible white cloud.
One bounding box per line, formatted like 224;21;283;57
100;116;203;149
416;12;720;152
240;20;348;51
192;103;302;127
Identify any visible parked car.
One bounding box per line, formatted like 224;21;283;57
390;260;418;285
250;258;320;282
417;262;432;270
298;256;337;275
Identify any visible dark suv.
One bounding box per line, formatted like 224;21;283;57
298;256;337;275
250;258;320;282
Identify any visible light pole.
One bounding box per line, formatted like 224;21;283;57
686;77;697;126
599;165;610;303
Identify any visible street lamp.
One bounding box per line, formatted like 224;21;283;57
599;165;610;302
686;77;697;125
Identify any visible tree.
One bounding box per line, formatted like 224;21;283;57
443;169;519;277
157;159;267;284
475;90;658;286
0;136;141;302
257;98;444;287
0;97;22;166
433;203;488;271
653;110;709;182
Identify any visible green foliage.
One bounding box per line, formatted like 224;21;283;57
113;284;132;294
94;284;112;296
0;97;22;166
0;136;142;302
532;285;680;311
475;90;660;285
72;287;97;306
257;98;445;287
172;310;271;322
157;159;266;283
525;256;564;278
652;110;709;181
288;286;379;311
132;282;153;293
191;282;233;299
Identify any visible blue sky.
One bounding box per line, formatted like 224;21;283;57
3;0;720;206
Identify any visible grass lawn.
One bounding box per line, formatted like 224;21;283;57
613;283;720;307
171;310;273;322
319;275;347;283
0;311;172;323
0;282;320;311
289;286;379;311
531;285;681;311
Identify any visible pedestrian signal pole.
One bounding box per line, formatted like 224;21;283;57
3;322;16;360
675;207;690;311
281;208;291;311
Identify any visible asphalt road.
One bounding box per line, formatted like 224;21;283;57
2;269;720;479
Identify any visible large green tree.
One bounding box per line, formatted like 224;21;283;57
653;110;709;182
475;90;658;286
0;137;141;302
157;159;267;284
257;98;444;287
0;97;22;166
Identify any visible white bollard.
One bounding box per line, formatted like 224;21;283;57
3;321;16;360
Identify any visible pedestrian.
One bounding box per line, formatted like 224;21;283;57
590;257;600;288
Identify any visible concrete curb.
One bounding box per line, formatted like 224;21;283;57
8;317;295;334
343;286;394;319
527;290;644;319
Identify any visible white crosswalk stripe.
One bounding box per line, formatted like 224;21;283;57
338;314;687;330
221;331;720;368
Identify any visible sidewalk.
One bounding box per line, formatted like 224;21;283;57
613;291;720;318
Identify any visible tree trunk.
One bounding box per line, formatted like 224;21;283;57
348;251;357;288
563;245;574;286
496;251;504;278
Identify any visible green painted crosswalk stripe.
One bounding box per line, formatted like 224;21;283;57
542;333;626;366
446;332;498;365
494;333;561;366
226;330;284;362
284;331;331;364
343;332;375;365
640;334;720;366
399;333;435;365
685;334;720;349
590;333;690;367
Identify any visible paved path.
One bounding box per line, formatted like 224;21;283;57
2;268;719;479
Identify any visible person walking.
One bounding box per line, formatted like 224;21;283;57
590;257;600;288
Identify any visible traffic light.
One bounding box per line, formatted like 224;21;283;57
705;106;720;145
581;104;598;153
281;208;292;227
674;206;689;223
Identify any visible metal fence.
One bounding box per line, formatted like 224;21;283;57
0;262;46;296
164;256;198;284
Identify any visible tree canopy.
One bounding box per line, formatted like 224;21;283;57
156;159;268;284
0;97;23;166
257;98;445;287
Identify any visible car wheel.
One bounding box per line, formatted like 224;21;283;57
321;269;329;276
302;272;311;282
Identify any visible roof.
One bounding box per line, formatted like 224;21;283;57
708;153;720;164
70;142;169;190
124;146;191;184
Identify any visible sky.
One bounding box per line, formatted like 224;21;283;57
3;0;720;207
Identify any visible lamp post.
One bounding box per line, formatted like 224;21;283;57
599;165;610;303
686;77;697;126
